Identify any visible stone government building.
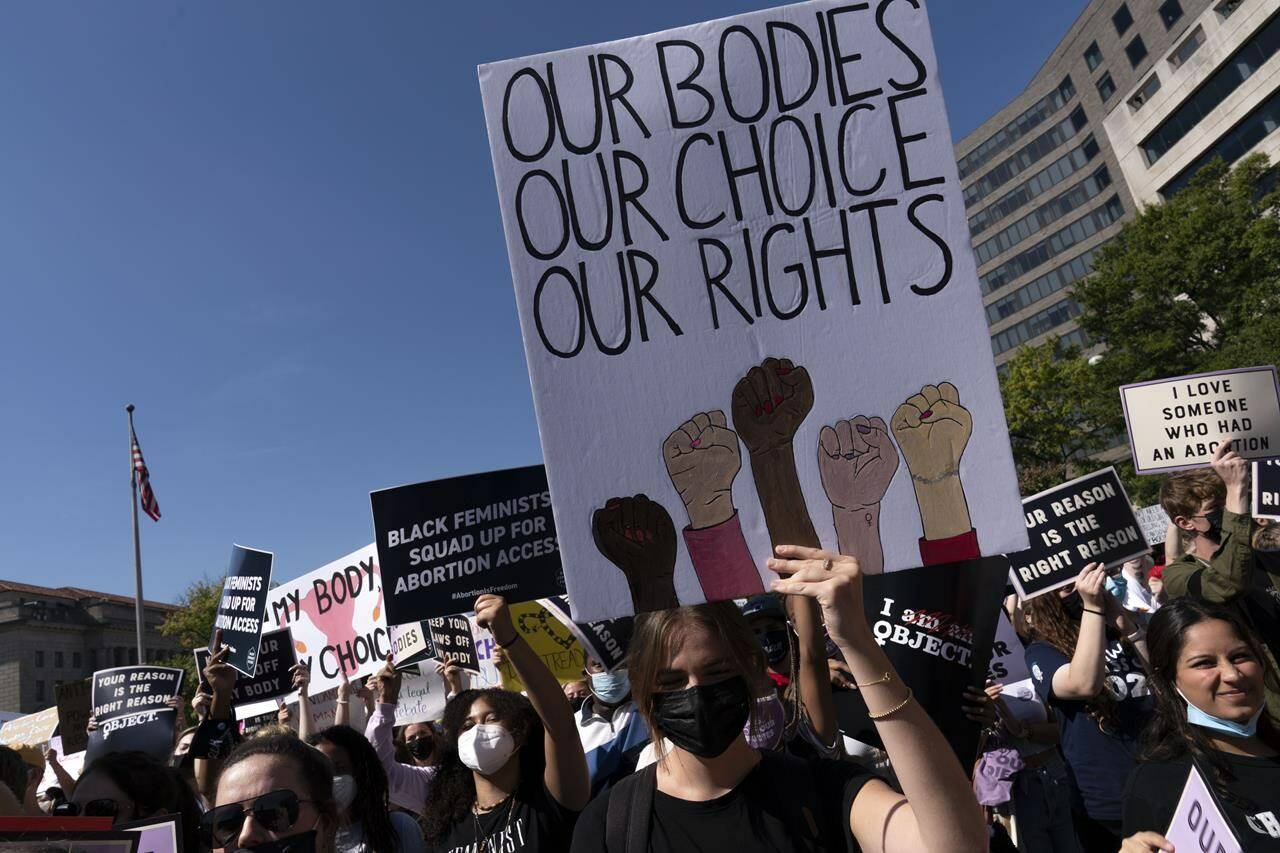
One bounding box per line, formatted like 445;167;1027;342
0;581;180;713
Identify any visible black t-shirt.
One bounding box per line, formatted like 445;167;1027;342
570;755;877;852
427;780;579;853
1244;552;1280;663
1123;752;1280;851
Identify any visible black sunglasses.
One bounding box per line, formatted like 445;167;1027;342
53;798;120;818
201;789;315;848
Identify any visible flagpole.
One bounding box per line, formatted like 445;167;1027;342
125;404;146;662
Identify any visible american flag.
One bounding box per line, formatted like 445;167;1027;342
131;429;161;522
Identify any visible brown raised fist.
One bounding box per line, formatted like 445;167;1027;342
818;415;899;510
731;357;814;456
592;494;679;613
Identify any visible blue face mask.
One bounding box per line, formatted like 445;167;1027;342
1179;688;1264;737
590;669;631;705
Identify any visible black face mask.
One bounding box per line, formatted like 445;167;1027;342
407;737;434;761
1061;591;1084;622
651;675;751;758
757;629;790;667
231;830;317;853
1203;507;1224;542
569;696;586;713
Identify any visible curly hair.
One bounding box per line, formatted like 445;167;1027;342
421;688;543;843
1022;594;1122;733
81;751;202;853
307;725;402;853
1140;598;1280;808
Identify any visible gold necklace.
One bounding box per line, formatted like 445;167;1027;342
471;795;516;853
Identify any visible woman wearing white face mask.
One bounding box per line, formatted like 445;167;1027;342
309;725;425;853
422;594;590;852
1121;599;1280;852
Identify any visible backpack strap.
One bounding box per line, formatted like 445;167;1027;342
605;761;657;853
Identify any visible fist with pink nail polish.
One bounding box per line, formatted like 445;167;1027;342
663;410;741;530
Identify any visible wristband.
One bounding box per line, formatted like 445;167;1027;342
495;631;519;649
1083;607;1105;616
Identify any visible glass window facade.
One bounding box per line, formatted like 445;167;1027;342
1161;84;1280;196
965;106;1088;206
958;77;1077;180
1160;0;1184;29
1130;74;1162;111
981;196;1124;294
992;299;1083;355
1098;72;1118;101
1216;0;1243;19
1144;12;1280;164
969;136;1102;236
1169;25;1206;68
1126;36;1149;68
1085;41;1103;71
974;166;1112;265
1114;4;1135;36
985;244;1107;324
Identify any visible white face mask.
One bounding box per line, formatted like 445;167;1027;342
332;774;357;812
456;723;516;776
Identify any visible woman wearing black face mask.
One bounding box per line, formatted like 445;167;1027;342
364;655;444;816
571;545;988;853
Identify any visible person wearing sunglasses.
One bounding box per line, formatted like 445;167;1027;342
206;732;338;852
62;750;201;852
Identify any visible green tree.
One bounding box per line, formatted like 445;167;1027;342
157;576;223;700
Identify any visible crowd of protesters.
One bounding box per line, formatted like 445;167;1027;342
0;441;1277;852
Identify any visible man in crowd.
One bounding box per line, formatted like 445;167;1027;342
574;654;649;796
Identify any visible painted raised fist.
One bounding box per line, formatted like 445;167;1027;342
731;357;814;456
891;382;972;482
592;494;679;613
818;415;899;510
663;410;741;530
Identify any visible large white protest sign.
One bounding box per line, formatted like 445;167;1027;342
1164;765;1241;853
1121;366;1280;475
479;0;1027;621
262;544;389;694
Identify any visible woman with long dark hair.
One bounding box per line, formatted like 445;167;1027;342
420;594;589;851
309;725;425;853
1022;563;1151;852
571;545;987;853
1121;598;1280;851
63;750;203;853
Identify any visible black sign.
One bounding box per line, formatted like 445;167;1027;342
1008;467;1146;601
54;678;92;755
86;707;178;764
372;466;566;624
1255;459;1280;520
91;666;184;722
833;557;1008;766
543;596;633;671
211;545;274;676
195;627;297;707
427;617;480;673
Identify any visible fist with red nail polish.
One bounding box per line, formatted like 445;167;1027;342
891;382;973;483
663;410;741;530
731;357;814;456
592;494;679;613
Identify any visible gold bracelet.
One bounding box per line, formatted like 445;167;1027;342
853;671;893;688
868;688;914;720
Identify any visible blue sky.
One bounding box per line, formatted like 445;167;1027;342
0;1;1085;602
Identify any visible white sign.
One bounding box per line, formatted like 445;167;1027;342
1120;366;1280;475
1134;503;1170;545
1165;765;1240;853
987;612;1029;685
393;672;450;727
479;0;1027;621
261;544;389;694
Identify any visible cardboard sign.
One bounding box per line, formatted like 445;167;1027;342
1254;459;1280;521
393;671;451;727
498;600;586;691
55;679;92;755
1008;468;1146;601
986;612;1029;686
1164;765;1241;853
1134;503;1171;546
477;0;1029;622
833;557;1007;763
90;667;183;722
427;617;481;673
542;596;633;671
118;814;180;853
211;544;274;677
261;544;389;695
0;707;59;748
194;627;297;708
1120;366;1280;474
86;708;177;764
372;466;566;624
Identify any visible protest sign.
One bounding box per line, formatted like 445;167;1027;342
498;600;586;691
393;671;450;727
262;544;389;694
0;707;59;749
986;612;1029;686
1120;366;1280;475
90;667;183;722
1164;765;1241;853
211;544;274;677
1134;503;1171;546
833;557;1007;763
372;466;565;624
427;617;481;673
118;814;180;853
542;596;633;671
1008;468;1146;601
0;817;137;853
195;627;297;708
38;749;85;796
390;621;436;670
477;0;1029;622
55;679;92;755
1255;459;1280;521
86;708;177;764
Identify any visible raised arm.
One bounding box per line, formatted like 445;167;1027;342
364;655;436;804
770;545;986;853
292;661;315;741
474;595;589;812
1049;564;1111;700
335;670;353;728
45;750;77;797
